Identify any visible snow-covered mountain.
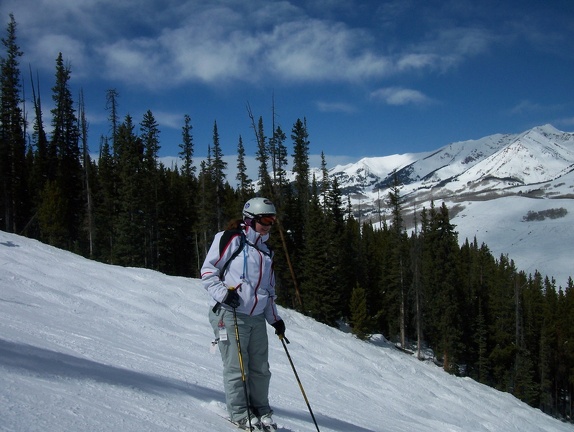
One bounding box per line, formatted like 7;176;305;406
1;230;571;431
329;124;574;286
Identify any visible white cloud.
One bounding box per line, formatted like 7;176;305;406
405;27;495;73
166;25;261;84
556;117;574;128
370;87;433;106
396;53;438;71
92;10;395;88
96;37;175;87
509;100;544;115
153;111;187;131
26;34;89;76
4;0;531;91
264;19;392;82
508;99;563;116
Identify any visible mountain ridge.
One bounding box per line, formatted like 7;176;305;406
328;124;574;285
331;124;574;195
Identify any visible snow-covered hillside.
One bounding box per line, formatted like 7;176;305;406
0;231;570;431
328;124;574;286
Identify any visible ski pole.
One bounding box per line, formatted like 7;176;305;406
233;307;253;431
279;335;320;432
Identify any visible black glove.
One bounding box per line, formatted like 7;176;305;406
271;319;286;337
223;288;240;308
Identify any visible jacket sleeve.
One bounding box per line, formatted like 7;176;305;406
264;296;282;325
264;263;282;324
200;231;235;304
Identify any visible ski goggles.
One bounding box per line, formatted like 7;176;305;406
255;214;277;226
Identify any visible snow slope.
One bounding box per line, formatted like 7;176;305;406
448;195;574;285
0;231;570;431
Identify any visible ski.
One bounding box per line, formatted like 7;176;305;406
228;418;277;431
229;419;257;431
202;401;288;431
228;417;282;431
221;415;269;431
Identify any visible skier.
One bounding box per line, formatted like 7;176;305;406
201;197;286;431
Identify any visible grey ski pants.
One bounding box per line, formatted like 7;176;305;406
209;307;272;422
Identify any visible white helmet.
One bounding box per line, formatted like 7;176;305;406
243;197;276;219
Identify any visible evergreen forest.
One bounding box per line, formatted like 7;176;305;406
1;15;573;422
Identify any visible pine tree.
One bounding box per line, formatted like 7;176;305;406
254;115;273;198
459;239;496;382
153;163;180;274
563;278;574;419
369;221;391;335
0;14;28;233
513;345;538;406
328;177;344;231
474;299;489;383
211;121;227;231
178;114;195;179
95;137;117;263
114;115;145;266
290;117;310;252
539;277;559;415
319;152;329;210
300;175;340;325
488;254;518;389
94;88;121;262
270;124;288;200
422;202;463;372
141;110;160;169
36;180;67;246
197;156;216;261
140;110;161;268
245;104;272;198
158;166;194;275
350;284;370;340
291;118;310;215
105;88;120;149
27;69;49;239
409;206;424;359
235;135;253;203
386;174;409;348
46;52;83;250
78;89;94;257
338;215;361;319
178;114;200;276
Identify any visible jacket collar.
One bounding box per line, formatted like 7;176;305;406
244;225;269;244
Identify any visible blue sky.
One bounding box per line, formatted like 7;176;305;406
5;0;574;171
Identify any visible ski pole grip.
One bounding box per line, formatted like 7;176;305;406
228;283;241;291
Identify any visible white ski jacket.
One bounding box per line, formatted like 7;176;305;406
201;225;281;325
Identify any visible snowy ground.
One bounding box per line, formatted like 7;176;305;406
450;195;574;287
0;231;571;431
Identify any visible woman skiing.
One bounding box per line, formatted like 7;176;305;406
201;197;286;431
